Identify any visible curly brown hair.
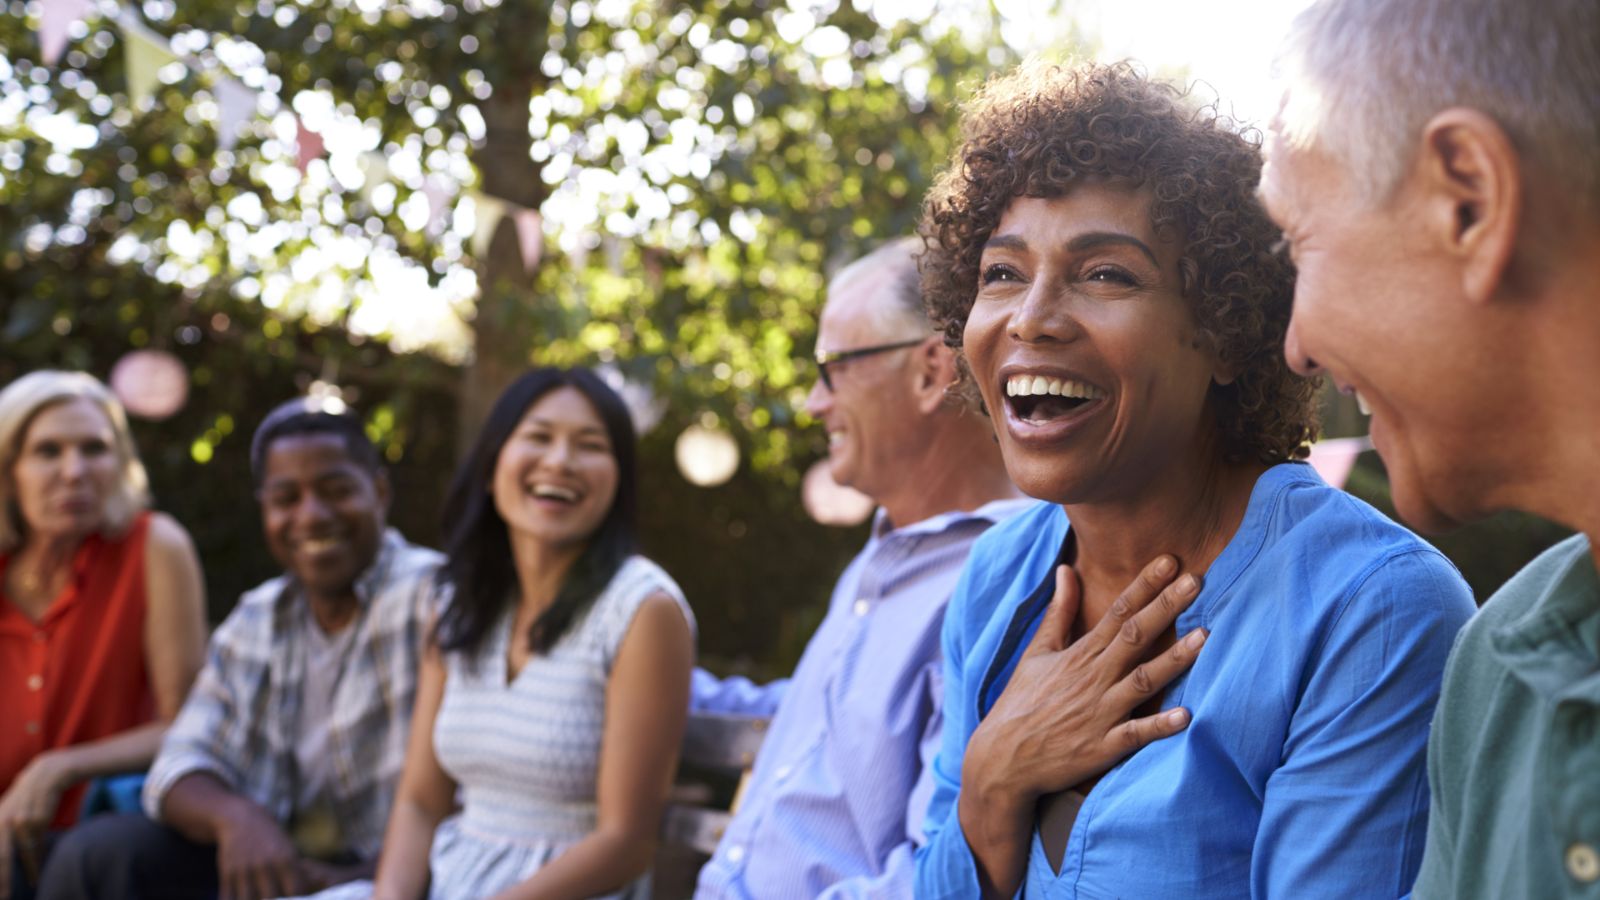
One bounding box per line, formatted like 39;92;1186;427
920;61;1318;464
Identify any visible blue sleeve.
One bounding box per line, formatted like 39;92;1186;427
914;563;986;898
1251;549;1475;899
689;667;788;718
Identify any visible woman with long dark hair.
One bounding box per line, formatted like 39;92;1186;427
302;367;694;900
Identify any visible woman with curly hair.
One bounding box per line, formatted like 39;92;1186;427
912;62;1475;898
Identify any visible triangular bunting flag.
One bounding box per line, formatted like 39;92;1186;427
38;0;97;66
421;177;453;236
119;14;178;109
295;118;325;174
214;77;257;151
1307;436;1372;490
357;152;390;202
512;208;543;274
469;192;507;259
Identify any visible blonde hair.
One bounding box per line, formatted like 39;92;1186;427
0;370;151;552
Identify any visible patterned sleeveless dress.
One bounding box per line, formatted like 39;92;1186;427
298;555;692;900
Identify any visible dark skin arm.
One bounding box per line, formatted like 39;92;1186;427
161;772;322;900
958;558;1208;898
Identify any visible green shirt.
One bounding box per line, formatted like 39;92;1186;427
1414;533;1600;899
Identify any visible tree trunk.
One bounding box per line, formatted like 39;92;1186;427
458;12;549;459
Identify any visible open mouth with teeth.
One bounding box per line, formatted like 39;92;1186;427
530;484;582;505
1004;374;1106;423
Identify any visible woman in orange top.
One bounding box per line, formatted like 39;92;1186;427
0;371;207;898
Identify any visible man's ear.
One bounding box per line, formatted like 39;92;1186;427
913;338;957;415
1415;108;1522;305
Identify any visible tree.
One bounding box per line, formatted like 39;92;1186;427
1;0;1019;670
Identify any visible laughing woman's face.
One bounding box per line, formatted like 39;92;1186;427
962;185;1234;505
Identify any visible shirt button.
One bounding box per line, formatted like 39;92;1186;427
1567;842;1600;883
726;844;745;864
774;765;792;781
26;674;43;691
24;721;40;735
852;598;869;617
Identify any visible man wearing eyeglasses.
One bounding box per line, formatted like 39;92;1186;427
693;237;1025;899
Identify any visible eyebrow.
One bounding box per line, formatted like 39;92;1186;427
984;231;1160;268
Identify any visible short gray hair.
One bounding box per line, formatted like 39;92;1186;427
1276;0;1600;210
0;370;150;552
829;236;930;339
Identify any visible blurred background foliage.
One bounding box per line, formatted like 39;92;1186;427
0;0;1568;680
1;0;1020;678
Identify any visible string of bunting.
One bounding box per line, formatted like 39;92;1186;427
30;0;541;271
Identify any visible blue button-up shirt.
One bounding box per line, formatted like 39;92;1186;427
915;464;1476;899
693;497;1031;900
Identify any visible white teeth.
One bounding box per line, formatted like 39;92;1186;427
1004;375;1104;400
1355;391;1372;416
532;485;579;502
827;431;844;448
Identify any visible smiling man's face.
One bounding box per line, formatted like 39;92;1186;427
259;433;389;603
1261;126;1516;531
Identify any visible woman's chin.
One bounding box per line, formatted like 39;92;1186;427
1003;459;1095;506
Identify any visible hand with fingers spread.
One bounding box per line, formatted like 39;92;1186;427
957;556;1209;898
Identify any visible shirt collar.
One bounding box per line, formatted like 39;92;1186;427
1490;536;1600;702
872;496;1034;542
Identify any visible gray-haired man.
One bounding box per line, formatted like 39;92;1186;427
1258;1;1600;896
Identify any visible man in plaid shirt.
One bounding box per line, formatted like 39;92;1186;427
39;399;441;900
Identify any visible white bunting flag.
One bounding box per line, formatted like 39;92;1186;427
422;177;453;236
357;152;390;202
214;77;258;151
468;191;507;260
38;0;96;66
119;14;178;108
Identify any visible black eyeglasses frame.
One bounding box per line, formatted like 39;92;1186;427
814;337;930;391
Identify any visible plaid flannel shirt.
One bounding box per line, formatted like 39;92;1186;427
142;529;442;860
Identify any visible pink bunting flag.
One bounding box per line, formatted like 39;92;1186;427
511;207;543;274
1306;436;1372;490
295;118;325;173
38;0;95;66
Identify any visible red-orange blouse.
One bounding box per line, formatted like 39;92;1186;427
0;511;155;829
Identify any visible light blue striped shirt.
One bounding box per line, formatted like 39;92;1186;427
693;497;1030;900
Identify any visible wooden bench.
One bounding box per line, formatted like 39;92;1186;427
653;711;771;897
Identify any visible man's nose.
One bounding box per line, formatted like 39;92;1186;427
1283;317;1324;377
803;377;830;419
294;492;335;525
